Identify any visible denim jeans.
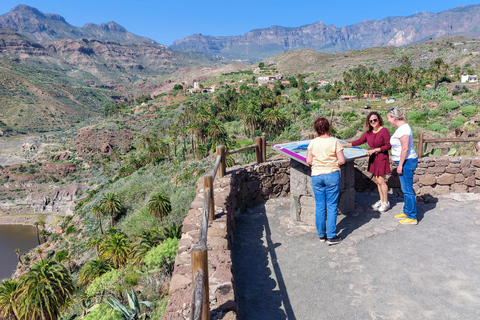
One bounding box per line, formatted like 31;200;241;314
395;158;418;219
311;171;341;239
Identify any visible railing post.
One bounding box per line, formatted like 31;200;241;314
203;175;215;221
261;136;266;163
255;137;262;163
308;134;315;139
216;145;226;178
191;244;209;320
417;132;424;159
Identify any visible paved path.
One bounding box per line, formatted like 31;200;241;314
232;192;480;320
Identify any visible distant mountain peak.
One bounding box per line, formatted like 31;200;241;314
0;5;156;44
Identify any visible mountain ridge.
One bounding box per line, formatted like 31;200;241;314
0;5;158;44
170;4;480;61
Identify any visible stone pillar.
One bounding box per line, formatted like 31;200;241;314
290;159;355;226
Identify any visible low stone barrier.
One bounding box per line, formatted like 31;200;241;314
161;160;289;320
163;156;479;319
353;157;480;197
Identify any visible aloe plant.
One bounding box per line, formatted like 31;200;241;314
106;289;151;320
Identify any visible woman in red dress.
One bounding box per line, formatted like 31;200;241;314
343;111;391;212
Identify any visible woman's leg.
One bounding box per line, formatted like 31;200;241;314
312;175;327;237
375;175;388;203
401;158;418;219
324;171;341;239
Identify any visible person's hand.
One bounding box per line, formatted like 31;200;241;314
397;165;403;175
366;149;376;156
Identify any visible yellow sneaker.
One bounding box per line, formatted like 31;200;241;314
394;213;407;219
399;218;418;225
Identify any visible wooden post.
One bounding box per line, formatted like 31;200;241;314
255;137;262;163
417;132;424;159
308;134;315;139
203;175;215;221
261;136;266;163
216;145;226;178
191;244;209;320
330;109;334;125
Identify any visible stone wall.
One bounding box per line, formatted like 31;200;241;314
161;160;290;320
354;157;480;197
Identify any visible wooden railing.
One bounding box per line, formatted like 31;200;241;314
415;133;480;159
189;137;267;320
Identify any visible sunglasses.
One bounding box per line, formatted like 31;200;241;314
369;119;378;123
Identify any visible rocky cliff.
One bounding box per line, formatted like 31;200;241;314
0;5;157;44
170;4;480;61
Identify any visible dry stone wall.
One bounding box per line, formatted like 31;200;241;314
354;157;480;197
162;160;289;320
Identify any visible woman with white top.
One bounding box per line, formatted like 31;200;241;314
386;107;418;225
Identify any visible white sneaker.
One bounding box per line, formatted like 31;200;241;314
378;202;390;212
371;200;382;210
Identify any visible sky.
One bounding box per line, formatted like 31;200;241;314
0;1;479;46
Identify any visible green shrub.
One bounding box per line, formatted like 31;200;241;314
82;303;123;320
427;109;439;118
451;116;466;129
65;225;76;235
408;110;426;124
143;238;179;270
438;101;460;114
86;269;122;297
461;105;478;118
428;123;449;133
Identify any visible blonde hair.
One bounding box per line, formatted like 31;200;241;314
387;106;406;121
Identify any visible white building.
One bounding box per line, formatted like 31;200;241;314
461;75;478;83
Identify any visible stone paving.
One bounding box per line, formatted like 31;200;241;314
232;191;480;320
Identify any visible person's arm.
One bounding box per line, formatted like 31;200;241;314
397;135;409;174
337;150;345;166
306;149;313;166
346;131;367;147
380;129;392;152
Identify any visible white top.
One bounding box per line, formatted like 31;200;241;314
390;124;417;161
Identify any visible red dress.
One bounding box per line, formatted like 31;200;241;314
351;127;391;176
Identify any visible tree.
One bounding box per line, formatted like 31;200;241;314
99;233;132;269
100;193;123;228
430;58;448;89
18;259;74;320
14;249;23;266
148;194;172;222
79;259;113;285
0;279;20;320
400;64;414;91
91;205;104;235
34;222;41;245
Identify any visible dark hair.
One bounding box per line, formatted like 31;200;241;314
364;111;384;131
314;117;330;136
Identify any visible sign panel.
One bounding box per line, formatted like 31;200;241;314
271;139;368;165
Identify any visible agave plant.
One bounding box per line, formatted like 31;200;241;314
106;289;151;320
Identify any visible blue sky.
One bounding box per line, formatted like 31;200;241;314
1;1;479;45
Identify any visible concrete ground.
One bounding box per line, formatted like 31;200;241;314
232;191;480;320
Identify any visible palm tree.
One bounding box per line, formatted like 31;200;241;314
88;237;102;256
99;233;132;269
78;258;113;285
148;193;172;223
400;64;414;91
34;222;41;245
0;279;20;320
100;193;123;228
430;58;448;89
91;205;104;235
18;259;74;320
14;249;23;266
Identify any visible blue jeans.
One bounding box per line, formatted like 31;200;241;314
311;171;341;239
395;158;418;219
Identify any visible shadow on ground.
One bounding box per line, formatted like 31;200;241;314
232;202;296;320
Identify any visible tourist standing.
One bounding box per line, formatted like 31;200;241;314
343;112;391;212
306;117;345;245
387;107;418;225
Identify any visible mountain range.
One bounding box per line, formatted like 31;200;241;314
170;4;480;61
0;5;156;44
